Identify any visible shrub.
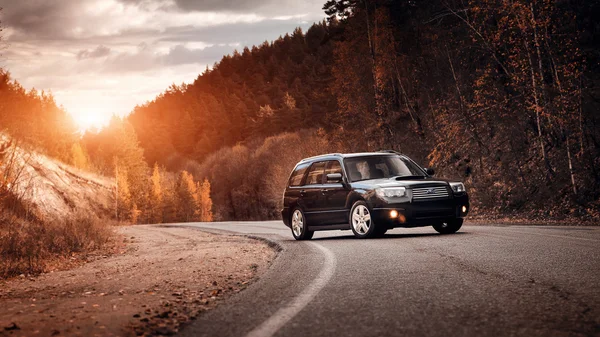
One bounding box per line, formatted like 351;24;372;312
0;211;115;279
196;129;341;221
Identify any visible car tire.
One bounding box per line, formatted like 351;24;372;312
433;218;463;234
290;208;314;240
350;201;377;239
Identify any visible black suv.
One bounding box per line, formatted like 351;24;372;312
281;151;469;240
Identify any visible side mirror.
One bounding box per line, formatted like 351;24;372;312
425;168;435;176
326;173;343;183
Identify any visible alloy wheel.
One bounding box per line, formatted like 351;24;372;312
292;209;303;237
352;205;371;234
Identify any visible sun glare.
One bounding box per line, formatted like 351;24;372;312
71;110;112;132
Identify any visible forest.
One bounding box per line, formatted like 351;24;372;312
122;0;600;221
2;0;600;225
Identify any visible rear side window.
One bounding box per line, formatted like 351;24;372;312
325;160;343;176
305;161;327;185
289;163;309;186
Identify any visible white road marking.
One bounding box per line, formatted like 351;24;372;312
245;242;337;337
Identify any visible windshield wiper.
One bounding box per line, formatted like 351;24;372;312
390;175;427;180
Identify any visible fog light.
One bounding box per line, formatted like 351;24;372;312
462;206;467;213
390;210;399;218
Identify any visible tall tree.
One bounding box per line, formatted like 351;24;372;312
197;178;213;222
149;163;164;223
176;171;198;222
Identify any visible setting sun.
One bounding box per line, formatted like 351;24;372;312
71;110;112;131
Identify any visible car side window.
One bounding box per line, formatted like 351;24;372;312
324;160;343;177
305;161;326;185
289;163;310;187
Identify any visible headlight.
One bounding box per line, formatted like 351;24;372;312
376;187;406;198
450;182;466;193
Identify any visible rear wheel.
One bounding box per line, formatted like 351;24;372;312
433;218;463;234
291;208;313;240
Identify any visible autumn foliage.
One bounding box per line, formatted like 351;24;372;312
2;1;600;223
123;0;599;221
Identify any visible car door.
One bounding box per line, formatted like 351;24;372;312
320;160;351;225
284;162;310;223
301;161;327;225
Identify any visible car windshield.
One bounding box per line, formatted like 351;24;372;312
344;155;426;182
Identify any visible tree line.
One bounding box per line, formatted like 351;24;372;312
127;22;339;171
0;72;214;224
81;117;214;223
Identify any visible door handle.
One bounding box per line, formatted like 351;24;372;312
321;189;328;195
300;190;306;197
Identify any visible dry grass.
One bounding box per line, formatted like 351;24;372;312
0;210;115;279
1;135;117;279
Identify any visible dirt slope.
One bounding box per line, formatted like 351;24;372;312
1;135;114;219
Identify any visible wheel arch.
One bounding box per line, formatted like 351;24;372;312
345;191;370;210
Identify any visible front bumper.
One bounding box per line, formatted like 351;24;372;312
371;193;469;228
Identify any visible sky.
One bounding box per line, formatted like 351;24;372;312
0;0;326;130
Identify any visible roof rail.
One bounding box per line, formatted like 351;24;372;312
379;149;401;154
300;153;343;162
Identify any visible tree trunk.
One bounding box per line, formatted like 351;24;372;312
524;40;550;175
565;133;577;195
578;76;585;156
362;0;380;117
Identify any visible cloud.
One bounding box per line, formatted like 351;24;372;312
117;0;325;16
163;44;236;66
0;1;92;41
172;0;281;12
77;45;111;60
96;43;238;73
158;19;314;46
0;0;325;126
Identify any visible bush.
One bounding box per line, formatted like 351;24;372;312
195;129;341;221
0;211;115;279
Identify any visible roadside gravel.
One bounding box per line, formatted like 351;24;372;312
0;225;277;337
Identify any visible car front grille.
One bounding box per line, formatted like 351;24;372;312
411;186;450;201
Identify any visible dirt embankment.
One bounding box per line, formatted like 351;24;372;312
0;225;277;337
0;135;115;219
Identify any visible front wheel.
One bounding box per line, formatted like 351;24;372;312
291;208;314;240
350;201;377;239
433;218;463;234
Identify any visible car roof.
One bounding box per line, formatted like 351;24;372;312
299;151;405;163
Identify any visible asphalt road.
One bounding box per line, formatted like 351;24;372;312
174;221;600;337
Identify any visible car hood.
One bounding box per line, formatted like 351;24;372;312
350;177;451;190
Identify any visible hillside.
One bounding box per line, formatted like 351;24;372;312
120;0;600;222
0;135;116;277
126;22;340;169
0;135;115;219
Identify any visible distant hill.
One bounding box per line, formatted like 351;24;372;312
127;22;341;170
